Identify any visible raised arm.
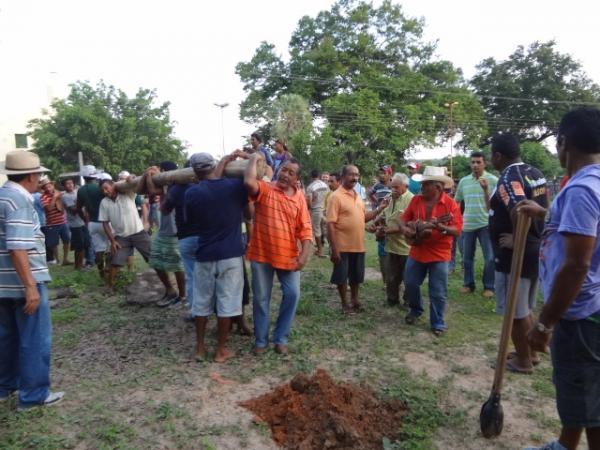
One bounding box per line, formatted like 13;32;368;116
244;153;262;197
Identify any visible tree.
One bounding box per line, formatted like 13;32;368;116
236;0;487;174
28;81;185;176
520;142;562;179
472;41;600;144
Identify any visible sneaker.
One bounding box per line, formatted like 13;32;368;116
523;441;568;450
482;289;495;298
47;260;58;265
156;293;178;308
18;391;64;411
459;286;474;294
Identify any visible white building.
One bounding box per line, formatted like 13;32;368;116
0;73;63;182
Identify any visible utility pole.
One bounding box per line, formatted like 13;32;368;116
213;102;229;157
444;101;459;179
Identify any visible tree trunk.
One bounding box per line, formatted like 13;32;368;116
114;159;266;193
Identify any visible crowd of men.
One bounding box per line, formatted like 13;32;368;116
2;109;600;450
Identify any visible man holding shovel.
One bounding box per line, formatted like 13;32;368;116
489;133;547;374
520;107;600;450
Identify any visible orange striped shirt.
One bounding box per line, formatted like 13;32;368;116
246;180;313;270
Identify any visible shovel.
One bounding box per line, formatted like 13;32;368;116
480;211;532;438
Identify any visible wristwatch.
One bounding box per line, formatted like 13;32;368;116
535;321;553;334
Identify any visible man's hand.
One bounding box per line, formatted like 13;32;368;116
479;178;488;192
330;248;341;265
517;199;547;220
295;253;309;271
23;285;40;315
111;239;121;255
232;149;248;160
144;166;160;177
366;223;377;233
379;197;390;209
527;327;551;353
499;233;513;249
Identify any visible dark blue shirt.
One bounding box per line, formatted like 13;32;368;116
164;184;198;239
184;178;248;262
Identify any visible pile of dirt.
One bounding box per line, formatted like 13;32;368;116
240;369;407;450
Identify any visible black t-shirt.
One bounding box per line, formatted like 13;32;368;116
489;162;548;278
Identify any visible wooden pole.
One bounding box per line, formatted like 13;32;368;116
114;159;265;193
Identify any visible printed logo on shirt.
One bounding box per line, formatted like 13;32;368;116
511;181;525;197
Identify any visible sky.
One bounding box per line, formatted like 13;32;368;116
1;0;599;162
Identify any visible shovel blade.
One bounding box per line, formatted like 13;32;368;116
480;392;504;438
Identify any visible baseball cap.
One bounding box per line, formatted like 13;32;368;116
39;176;52;187
189;152;216;173
379;164;393;175
118;170;130;180
80;165;98;178
97;172;113;181
407;162;420;170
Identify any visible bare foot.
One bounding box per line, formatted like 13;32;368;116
194;348;207;362
214;348;235;363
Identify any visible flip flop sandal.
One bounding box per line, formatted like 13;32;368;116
506;351;541;366
506;357;533;375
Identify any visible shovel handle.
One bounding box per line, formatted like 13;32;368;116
490;211;532;395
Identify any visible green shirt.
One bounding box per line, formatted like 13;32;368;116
382;190;414;255
454;171;498;231
77;182;104;222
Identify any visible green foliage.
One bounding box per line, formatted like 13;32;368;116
236;0;487;174
28;80;185;176
521;141;562;178
472;41;600;143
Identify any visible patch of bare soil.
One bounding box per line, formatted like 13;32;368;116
241;369;407;450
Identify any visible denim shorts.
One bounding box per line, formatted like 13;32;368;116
43;223;70;247
192;257;243;317
495;272;538;320
551;316;600;428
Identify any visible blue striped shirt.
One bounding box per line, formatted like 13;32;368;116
0;181;51;298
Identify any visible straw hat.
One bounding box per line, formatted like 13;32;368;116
0;151;50;175
420;166;453;189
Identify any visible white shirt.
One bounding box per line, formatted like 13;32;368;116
98;191;143;237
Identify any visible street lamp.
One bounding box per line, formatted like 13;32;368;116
444;101;459;179
213;102;229;156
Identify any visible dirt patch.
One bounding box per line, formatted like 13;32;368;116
240;369;407;450
364;267;382;281
404;351;447;381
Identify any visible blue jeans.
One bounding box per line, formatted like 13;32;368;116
462;226;495;291
251;261;301;348
0;284;52;407
178;236;198;312
449;234;463;272
404;258;449;331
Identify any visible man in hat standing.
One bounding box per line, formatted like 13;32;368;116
77;165;109;279
0;151;64;410
399;166;463;336
407;162;422;195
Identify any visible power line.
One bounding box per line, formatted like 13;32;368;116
262;73;600;107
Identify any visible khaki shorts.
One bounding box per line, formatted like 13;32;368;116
310;209;323;238
112;231;151;267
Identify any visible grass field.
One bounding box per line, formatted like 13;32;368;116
0;237;561;450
